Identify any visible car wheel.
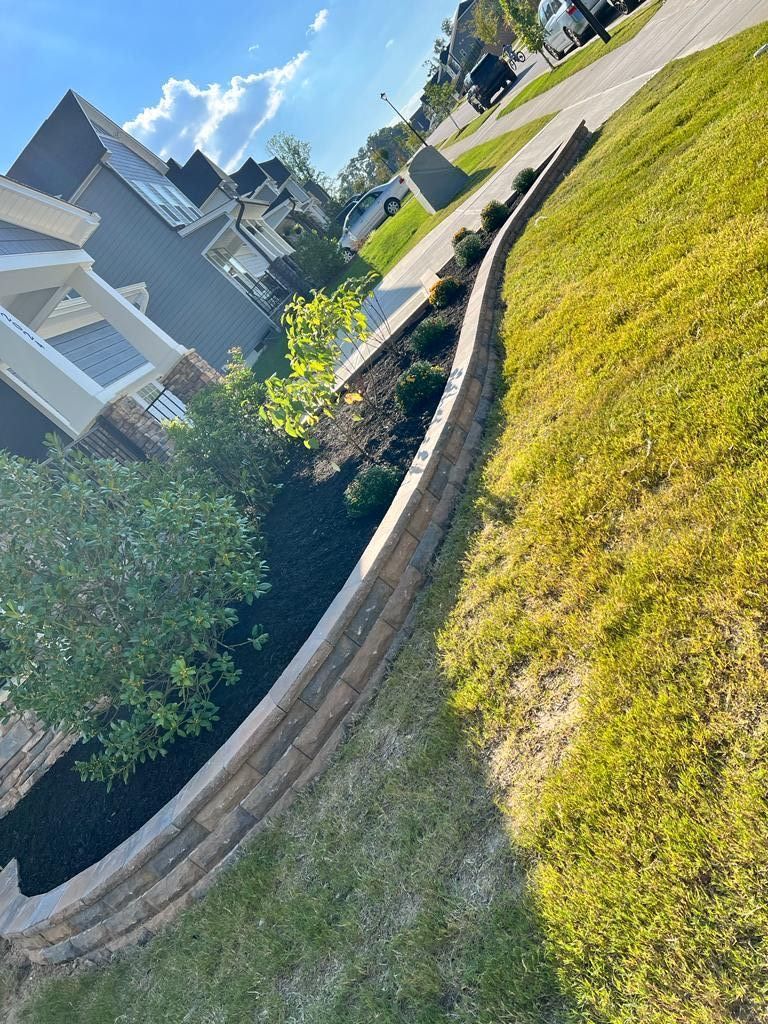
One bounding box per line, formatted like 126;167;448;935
564;27;583;47
341;247;356;263
611;0;631;13
544;42;563;61
384;198;401;217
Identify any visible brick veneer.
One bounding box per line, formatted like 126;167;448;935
0;713;77;819
160;350;221;404
0;123;589;966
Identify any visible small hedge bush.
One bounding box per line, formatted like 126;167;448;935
481;199;509;233
452;226;471;246
396;361;447;416
344;464;401;519
411;316;452;358
429;276;464;309
454;232;486;269
512;167;537;195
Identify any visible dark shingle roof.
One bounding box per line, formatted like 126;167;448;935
259;157;292;187
166;149;232;207
230;157;268;195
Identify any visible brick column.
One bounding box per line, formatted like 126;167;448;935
160;350;220;404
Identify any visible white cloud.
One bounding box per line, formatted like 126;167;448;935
308;8;329;33
385;38;395;48
123;51;309;172
248;43;259;52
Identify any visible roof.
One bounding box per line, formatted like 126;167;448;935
0;219;79;255
266;188;296;215
47;318;147;387
230;158;268;195
304;180;331;206
166;149;234;207
259;157;292;188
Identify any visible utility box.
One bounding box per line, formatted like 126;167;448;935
405;146;469;215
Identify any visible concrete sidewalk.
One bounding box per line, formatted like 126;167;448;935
341;0;768;378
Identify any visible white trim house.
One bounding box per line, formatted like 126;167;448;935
0;175;188;445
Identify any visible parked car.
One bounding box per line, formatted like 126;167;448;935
537;0;614;60
339;176;411;258
465;54;517;113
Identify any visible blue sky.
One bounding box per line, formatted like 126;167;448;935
0;0;452;180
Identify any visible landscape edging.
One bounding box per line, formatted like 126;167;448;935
0;119;590;966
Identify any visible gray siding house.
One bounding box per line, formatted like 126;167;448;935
8;92;305;370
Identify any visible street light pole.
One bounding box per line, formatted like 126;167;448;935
380;92;429;147
570;0;611;43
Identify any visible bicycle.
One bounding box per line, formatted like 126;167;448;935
502;46;527;71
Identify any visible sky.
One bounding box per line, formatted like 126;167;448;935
0;0;453;181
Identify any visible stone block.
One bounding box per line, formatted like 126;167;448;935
190;805;257;872
103;895;154;939
143;856;205;913
247;699;314;775
426;456;454;501
345;578;394;645
380;565;425;630
379;530;419;589
443;426;468;463
293;680;358;759
240;745;311;821
340;617;396;693
35;939;78;965
433;483;460;528
102;864;160;913
145;820;209;880
269;640;334;711
410;523;445;575
69;920;111;957
194;762;262;832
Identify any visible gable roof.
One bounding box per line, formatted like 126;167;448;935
230;157;268;196
304;180;331;206
259;157;292;188
166;149;235;207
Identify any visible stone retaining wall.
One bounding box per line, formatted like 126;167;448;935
0;121;589;966
0;712;76;820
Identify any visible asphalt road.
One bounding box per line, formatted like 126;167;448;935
339;0;768;378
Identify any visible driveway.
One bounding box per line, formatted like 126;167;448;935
339;0;768;378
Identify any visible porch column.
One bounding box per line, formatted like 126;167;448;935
68;267;188;376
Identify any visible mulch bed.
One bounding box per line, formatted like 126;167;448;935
0;227;498;897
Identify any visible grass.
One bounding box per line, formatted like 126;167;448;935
251;336;289;381
440;104;496;149
496;0;665;120
341;113;555;283
11;22;768;1024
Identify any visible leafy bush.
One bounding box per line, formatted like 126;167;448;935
512;167;537;194
411;316;453;358
481;199;509;232
452;226;471;246
291;227;346;287
0;447;270;786
167;349;284;520
344;464;401;518
429;276;464;309
454;232;486;268
396;360;448;415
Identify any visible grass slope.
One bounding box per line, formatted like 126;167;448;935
497;0;665;120
342;113;555;282
14;22;768;1024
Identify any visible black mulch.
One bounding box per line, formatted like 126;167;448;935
0;231;499;896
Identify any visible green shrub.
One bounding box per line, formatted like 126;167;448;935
291;227;346;287
452;226;471;246
512;167;537;194
0;446;269;786
344;464;401;518
167;349;283;520
396;360;448;415
481;199;509;232
411;316;453;357
429;276;464;309
454;232;486;268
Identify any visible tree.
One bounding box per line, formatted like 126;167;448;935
473;0;506;46
0;447;270;786
290;227;347;287
336;124;419;202
424;81;457;124
266;132;325;188
166;349;284;520
498;0;555;65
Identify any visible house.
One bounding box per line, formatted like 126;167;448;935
438;0;517;93
8;92;311;371
0;173;216;461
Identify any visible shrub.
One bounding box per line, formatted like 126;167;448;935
481;199;509;232
512;166;537;194
411;316;453;358
454;232;486;269
167;349;284;520
344;464;401;518
0;447;270;786
429;276;464;309
396;360;448;415
291;227;346;287
452;226;471;246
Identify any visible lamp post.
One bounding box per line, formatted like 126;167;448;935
380;92;429;147
570;0;611;43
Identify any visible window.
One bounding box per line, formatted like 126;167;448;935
132;180;200;226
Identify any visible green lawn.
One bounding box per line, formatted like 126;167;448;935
11;22;768;1024
440;103;496;148
497;0;665;120
341;113;555;282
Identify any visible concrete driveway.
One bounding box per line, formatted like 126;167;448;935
340;0;768;378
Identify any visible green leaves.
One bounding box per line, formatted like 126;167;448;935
0;447;269;786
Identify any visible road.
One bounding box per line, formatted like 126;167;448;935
339;0;768;379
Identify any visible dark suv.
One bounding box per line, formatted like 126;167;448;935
465;54;516;113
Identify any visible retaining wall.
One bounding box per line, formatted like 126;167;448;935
0;121;589;966
0;711;76;819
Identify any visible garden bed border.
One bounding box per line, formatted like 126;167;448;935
0;120;590;966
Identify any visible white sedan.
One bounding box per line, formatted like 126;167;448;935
339;175;411;260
